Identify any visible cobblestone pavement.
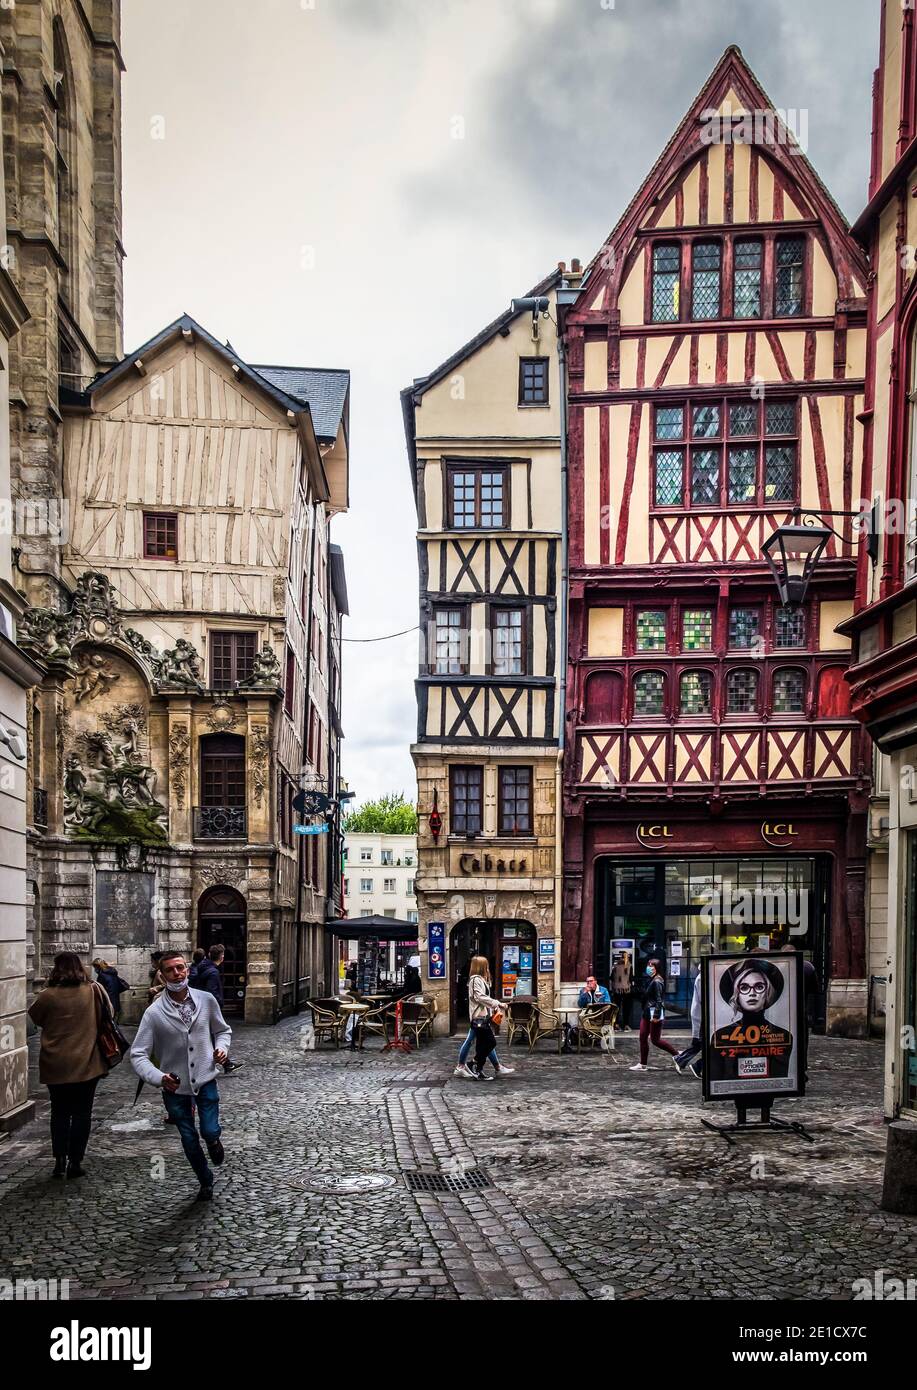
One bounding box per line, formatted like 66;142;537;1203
0;1020;914;1300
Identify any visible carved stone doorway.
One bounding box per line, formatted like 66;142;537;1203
198;885;247;1016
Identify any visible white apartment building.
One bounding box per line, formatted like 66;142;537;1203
340;832;418;985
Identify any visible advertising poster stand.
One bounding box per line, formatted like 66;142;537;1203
700;951;812;1145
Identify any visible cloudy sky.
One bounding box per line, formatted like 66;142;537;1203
121;0;878;809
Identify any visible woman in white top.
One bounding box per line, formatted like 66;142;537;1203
466;956;514;1081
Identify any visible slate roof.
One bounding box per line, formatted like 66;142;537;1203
252;365;350;443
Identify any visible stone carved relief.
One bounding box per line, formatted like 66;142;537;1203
250;723;270;807
204;697;242;733
72;652;121;703
156;639;204;691
168;724;191;803
236;644;282;690
197;861;246;889
272;575;287;614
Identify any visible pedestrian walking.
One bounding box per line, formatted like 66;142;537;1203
91;958;130;1020
629;959;679;1072
130;950;232;1202
460;956;514;1080
673;967;704;1078
188;948;206;986
194;945;243;1072
147;951;165;1005
28;952;112;1180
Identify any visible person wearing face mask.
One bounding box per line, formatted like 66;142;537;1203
629;958;680;1072
130;950;232;1201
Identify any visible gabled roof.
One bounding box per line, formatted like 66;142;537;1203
400;267;561;482
252;365;349;445
578;44;867;302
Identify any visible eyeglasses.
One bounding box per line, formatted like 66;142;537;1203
738;981;766;995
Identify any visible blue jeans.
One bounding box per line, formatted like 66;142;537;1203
458;1027;498;1069
163;1080;221;1188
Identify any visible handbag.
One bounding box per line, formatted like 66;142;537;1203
93;983;129;1069
491;1009;503;1028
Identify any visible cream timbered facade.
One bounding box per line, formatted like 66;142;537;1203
22;316;349;1023
561;48;873;1034
404;275;568;1030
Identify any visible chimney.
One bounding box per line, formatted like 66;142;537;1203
564;257;585;287
557;261;566;274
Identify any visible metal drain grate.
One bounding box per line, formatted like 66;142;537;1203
403;1168;492;1193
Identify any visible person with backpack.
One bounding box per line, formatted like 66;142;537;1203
629;958;680;1071
28;952;113;1180
91;958;130;1020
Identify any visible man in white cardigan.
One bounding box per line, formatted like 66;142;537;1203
131;950;233;1201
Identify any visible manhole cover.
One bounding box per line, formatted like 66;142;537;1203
404;1168;492;1193
293;1173;398;1194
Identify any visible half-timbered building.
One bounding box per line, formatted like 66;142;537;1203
403;273;571;1030
844;0;917;1202
21;315;350;1024
561;47;872;1035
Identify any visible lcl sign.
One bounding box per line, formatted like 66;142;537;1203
761;822;799;848
636;824;673;849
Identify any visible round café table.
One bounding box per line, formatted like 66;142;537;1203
339;1000;369;1051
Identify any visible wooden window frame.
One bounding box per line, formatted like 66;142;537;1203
518;356;550;407
431;604;469;676
498;766;533;836
284;645;296;718
631;668;668;720
772;665;808;717
488;603;529;677
200;734;246;808
143;511;178;561
209;630;258;690
449;764;484;837
651;396;799;513
725;666;761;717
633;607;670;656
677;668;714;719
446;462;509;530
644;231;811;324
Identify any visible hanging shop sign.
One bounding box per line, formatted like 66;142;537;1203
538;939;556;973
294;823;330;835
701;952;804;1103
636;824;673;849
293;789;332;817
428;922;446;978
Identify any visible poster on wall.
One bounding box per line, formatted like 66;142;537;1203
538;940;556;973
702;952;804;1103
428;922;446;979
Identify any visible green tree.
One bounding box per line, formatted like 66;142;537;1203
343;791;418;835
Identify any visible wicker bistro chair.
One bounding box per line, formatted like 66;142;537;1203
398;999;434;1047
505;999;539;1049
530;1003;565;1053
577;1002;618;1052
307;998;345;1049
356;1000;395;1049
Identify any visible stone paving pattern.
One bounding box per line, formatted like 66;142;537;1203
0;1019;914;1300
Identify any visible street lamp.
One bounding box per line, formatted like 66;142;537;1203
762;522;833;607
762;504;880;607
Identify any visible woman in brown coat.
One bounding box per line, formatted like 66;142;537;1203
28;952;111;1180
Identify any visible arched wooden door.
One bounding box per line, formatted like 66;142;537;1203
198;885;247;1016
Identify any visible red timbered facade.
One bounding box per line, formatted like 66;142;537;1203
561;47;872;1033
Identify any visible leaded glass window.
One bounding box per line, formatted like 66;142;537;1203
773;668;806;713
634;671;666;716
681;609;713;650
775;237;805;316
774;606;806;648
655;405;684;440
652;245;680;322
728;607;760;649
691;448;720;504
728;447;756;502
655;449;684;506
729;402;758;436
733;240;762;318
765;444;796;501
692;241;721;320
636;610;667;651
765;401;795;436
692;404;720;438
680;671;712;715
727;669;759;714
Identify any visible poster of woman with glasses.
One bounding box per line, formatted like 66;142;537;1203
702;953;804;1100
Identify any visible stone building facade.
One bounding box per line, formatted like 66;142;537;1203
21;316;350;1024
403;275;569;1032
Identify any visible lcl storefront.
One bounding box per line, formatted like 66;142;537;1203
571;805;867;1035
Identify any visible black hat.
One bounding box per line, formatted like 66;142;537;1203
719;957;785;1005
